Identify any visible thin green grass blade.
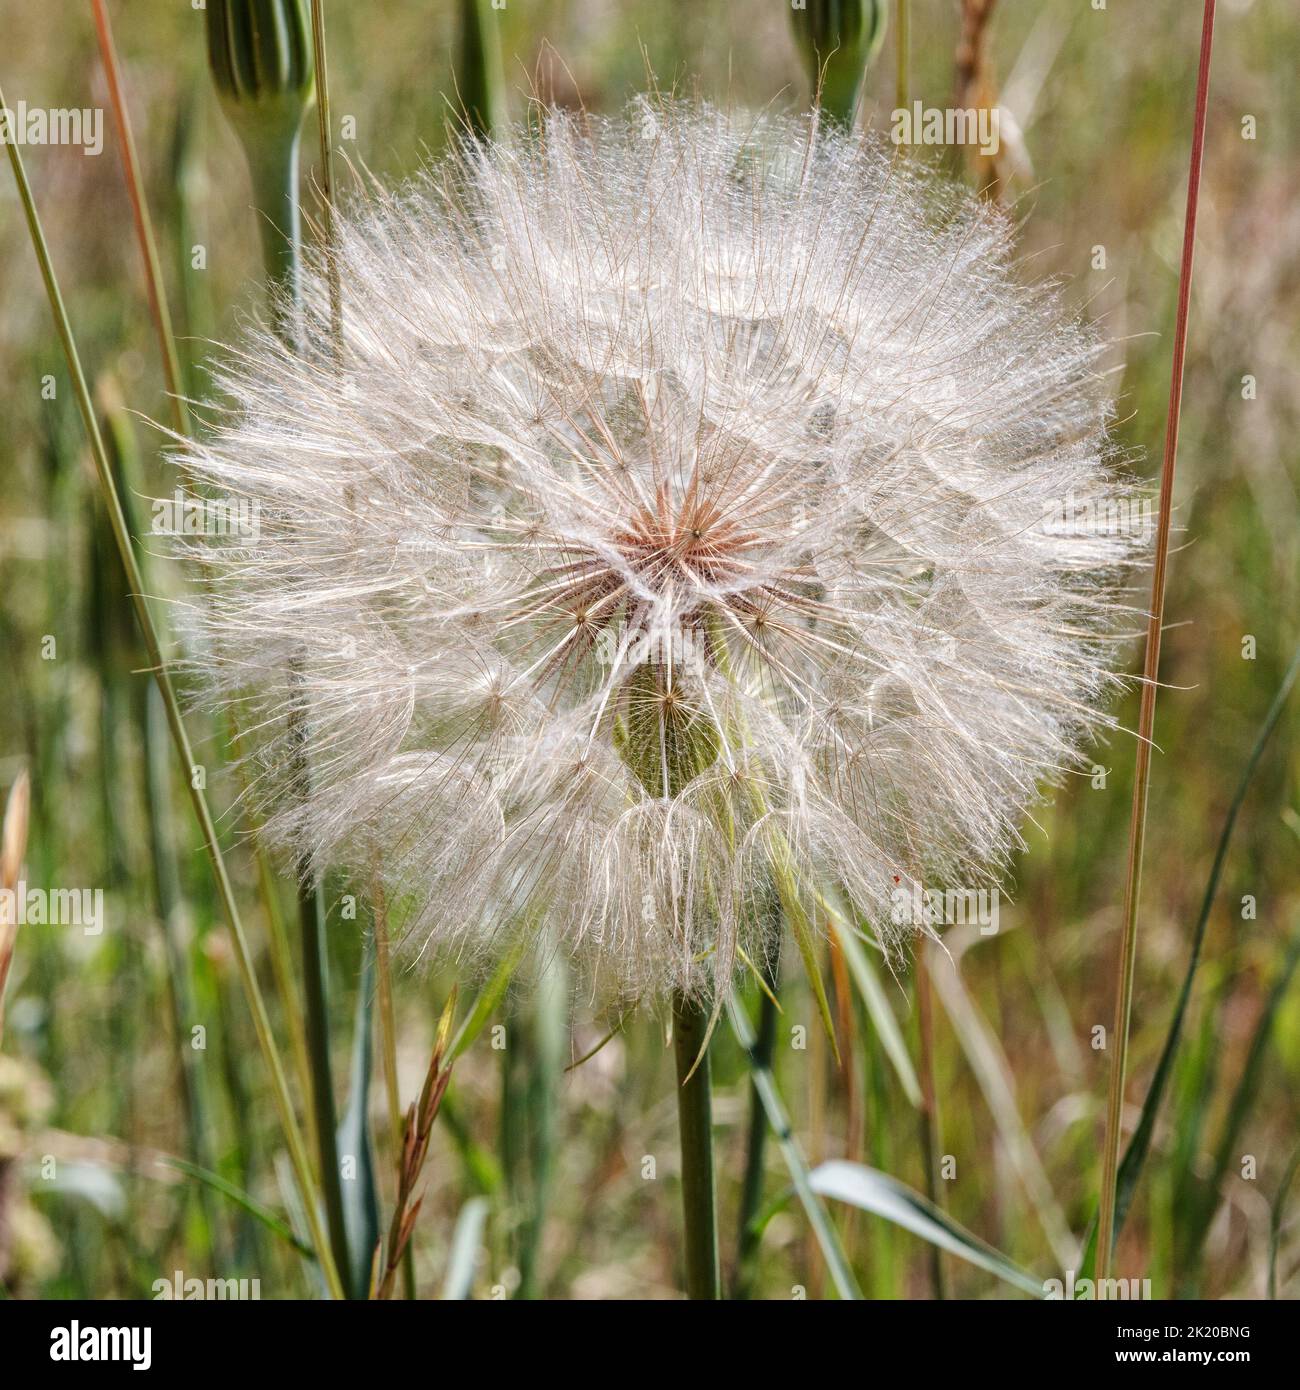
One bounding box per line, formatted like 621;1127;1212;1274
1269;1140;1300;1300
826;908;921;1106
0;74;342;1300
863;1021;900;1295
337;935;381;1298
275;1152;329;1296
1182;926;1300;1276
927;940;1077;1268
441;1196;490;1300
726;994;862;1300
515;954;566;1298
809;1159;1044;1298
775;881;840;1065
1080;641;1300;1277
165;1156;312;1259
439;1093;505;1194
449;939;526;1061
1167;982;1227;1250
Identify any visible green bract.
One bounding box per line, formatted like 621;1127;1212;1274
206;0;315;141
206;0;316;327
790;0;887;125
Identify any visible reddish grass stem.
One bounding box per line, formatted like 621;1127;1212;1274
89;0;190;439
90;0;318;1132
1096;0;1218;1283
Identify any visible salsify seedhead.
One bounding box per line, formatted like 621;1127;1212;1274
179;100;1145;1005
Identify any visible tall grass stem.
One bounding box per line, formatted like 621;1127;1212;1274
1096;0;1217;1282
92;0;317;1124
0;78;344;1299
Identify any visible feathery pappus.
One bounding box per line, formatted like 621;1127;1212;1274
176;99;1146;1006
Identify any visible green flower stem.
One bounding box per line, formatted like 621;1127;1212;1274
297;869;350;1288
229;96;348;1292
895;0;910;113
268;173;346;1283
303;9;356;1286
457;0;506;139
0;77;344;1301
309;0;343;346
672;991;720;1300
212;2;348;1284
276;270;350;1292
248;137;305;341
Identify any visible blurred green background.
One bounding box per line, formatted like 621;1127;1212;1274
0;0;1296;1299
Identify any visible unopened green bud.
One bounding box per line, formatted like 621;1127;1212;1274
207;0;315;142
790;0;888;126
206;0;316;331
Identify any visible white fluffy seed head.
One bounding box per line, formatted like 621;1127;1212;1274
177;99;1146;1006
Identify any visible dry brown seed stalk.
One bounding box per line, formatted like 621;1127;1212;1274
376;993;457;1299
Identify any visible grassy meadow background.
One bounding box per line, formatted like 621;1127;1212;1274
0;0;1297;1299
